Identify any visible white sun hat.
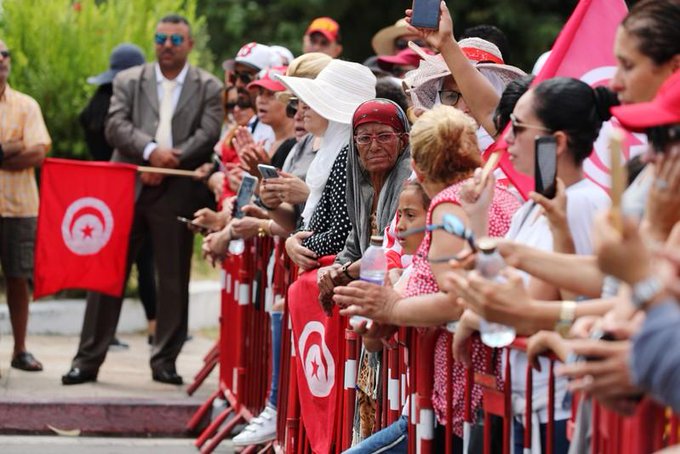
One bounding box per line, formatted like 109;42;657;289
275;59;377;124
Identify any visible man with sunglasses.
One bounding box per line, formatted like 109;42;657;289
0;39;51;375
62;14;222;386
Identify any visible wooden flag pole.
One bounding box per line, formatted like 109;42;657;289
137;166;199;178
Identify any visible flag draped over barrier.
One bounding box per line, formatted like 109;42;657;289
486;0;633;198
34;158;136;299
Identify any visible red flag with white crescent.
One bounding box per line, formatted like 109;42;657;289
34;158;136;298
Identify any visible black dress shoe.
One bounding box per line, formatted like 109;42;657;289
152;369;183;385
62;367;98;385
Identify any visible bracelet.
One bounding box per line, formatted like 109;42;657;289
341;262;354;280
259;199;275;211
258;221;267;238
266;219;274;236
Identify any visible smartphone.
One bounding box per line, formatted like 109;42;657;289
257;164;279;180
411;0;441;30
176;216;215;235
534;136;558;199
233;173;258;219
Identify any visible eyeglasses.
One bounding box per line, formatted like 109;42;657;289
286;97;299;118
154;32;185;46
226;98;252;111
439;89;462;107
399;213;476;252
395;38;427;50
229;71;256;85
355;132;402;146
0;50;10;59
646;124;680;154
509;113;552;137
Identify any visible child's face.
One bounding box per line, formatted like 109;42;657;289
396;187;428;255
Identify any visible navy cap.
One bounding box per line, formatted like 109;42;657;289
87;43;146;85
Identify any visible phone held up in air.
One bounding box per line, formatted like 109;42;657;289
257;164;279;180
233;173;259;219
176;216;215;235
534;136;558;199
411;0;441;30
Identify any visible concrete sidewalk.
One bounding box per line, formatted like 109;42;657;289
0;436;234;453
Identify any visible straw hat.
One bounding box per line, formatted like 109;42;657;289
403;38;526;110
275;60;377;124
372;19;411;56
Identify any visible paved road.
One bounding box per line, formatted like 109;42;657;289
0;436;234;453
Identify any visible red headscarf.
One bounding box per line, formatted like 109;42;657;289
352;99;406;134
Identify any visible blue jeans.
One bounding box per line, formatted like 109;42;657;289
343;415;408;454
268;311;283;408
513;419;569;454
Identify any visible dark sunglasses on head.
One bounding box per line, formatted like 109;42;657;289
399;213;476;252
0;50;10;58
226;98;253;111
286;97;299;118
154;32;184;46
395;38;427;50
646;124;680;153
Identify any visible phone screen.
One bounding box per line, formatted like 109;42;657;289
257;164;279;180
411;0;441;29
234;174;258;219
534;137;557;199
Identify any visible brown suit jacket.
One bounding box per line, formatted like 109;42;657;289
105;62;222;215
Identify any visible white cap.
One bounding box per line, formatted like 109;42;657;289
235;42;279;72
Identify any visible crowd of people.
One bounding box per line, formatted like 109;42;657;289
1;0;679;452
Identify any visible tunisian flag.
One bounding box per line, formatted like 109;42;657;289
289;256;346;453
487;0;637;199
34;158;136;299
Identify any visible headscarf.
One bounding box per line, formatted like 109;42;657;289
345;99;412;257
301;120;351;227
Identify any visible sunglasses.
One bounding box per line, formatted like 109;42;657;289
646;124;680;153
286;97;299;118
226;98;253;111
0;50;10;58
399;213;476;253
395;38;427;50
154;32;185;46
509;113;552;137
439;89;462;107
229;71;256;85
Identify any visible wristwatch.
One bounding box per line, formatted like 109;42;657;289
555;300;576;338
341;261;355;280
631;276;664;309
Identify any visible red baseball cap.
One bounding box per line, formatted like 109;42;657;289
377;48;433;72
305;17;340;42
611;71;680;131
247;66;288;92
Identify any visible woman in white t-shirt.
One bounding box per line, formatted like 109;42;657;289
453;76;616;454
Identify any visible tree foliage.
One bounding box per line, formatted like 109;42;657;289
0;0;212;159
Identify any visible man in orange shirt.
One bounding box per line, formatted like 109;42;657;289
0;39;51;373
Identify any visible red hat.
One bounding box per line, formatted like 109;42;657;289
377;48;433;72
247;66;288;92
305;17;340;42
611;71;680;131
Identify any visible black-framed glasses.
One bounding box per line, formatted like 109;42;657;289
646;124;680;154
395;38;427;50
226;98;252;111
154;32;185;46
286;97;299;118
399;213;476;252
439;89;462;107
0;50;10;59
509;113;552;137
355;132;402;146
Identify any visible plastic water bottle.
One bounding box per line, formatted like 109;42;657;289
475;238;516;348
350;236;386;329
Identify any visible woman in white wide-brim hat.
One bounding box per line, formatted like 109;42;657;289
275;59;376;270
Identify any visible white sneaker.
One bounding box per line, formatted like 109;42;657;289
232;405;277;446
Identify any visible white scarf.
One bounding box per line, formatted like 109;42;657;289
301;120;350;228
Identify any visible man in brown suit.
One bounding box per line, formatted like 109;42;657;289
62;14;222;385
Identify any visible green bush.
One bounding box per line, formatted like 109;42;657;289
0;0;214;160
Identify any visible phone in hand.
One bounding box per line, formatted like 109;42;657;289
534;136;558;199
176;216;215;235
233;173;258;219
411;0;441;30
257;164;279;180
